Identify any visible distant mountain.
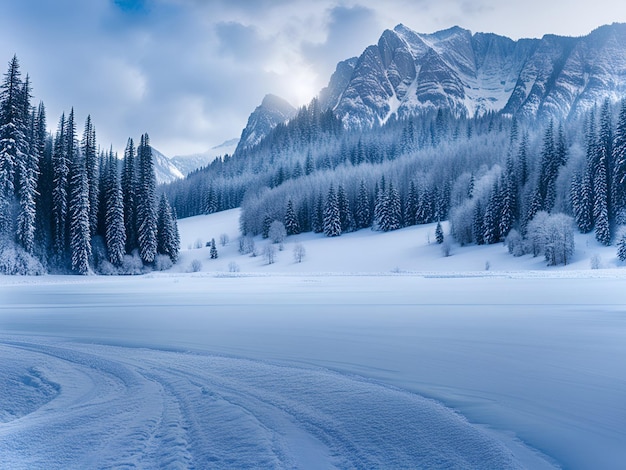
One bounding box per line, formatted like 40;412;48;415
170;138;239;176
320;23;626;126
151;147;184;185
235;94;296;153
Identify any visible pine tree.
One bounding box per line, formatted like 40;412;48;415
156;193;179;263
51;113;69;257
121;138;137;253
594;159;611;245
337;184;354;233
435;221;444;244
136;134;157;263
380;182;401;232
0;55;25;200
210;238;218;259
82;115;99;236
67;113;91;274
33;102;50;250
312;193;324;233
104;152;126;265
483;182;502;244
598;99;613;221
612;100;626;225
355;179;371;229
404;180;417;226
472;200;485;245
0;56;27;237
16;76;37;253
284;198;300;235
323;184;341;237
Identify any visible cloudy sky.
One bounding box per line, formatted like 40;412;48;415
1;0;624;156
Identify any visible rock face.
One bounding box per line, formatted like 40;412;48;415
321;23;626;126
236;94;296;153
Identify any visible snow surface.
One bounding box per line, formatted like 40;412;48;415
1;209;626;469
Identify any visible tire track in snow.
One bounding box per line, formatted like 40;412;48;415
0;337;549;469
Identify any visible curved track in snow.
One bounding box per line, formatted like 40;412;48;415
0;337;528;469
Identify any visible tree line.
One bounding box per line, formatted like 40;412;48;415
0;56;179;274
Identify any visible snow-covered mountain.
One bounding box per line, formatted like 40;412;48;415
319;23;626;126
171;138;239;176
235;94;296;153
151;147;184;184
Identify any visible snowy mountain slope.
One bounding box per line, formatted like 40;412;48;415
322;23;626;126
150;146;184;184
170;138;239;176
235;94;296;153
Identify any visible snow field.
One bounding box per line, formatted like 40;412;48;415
1;209;626;468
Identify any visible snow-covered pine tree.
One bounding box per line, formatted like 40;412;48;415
16;75;38;254
51;113;68;257
210;238;218;259
537;120;557;212
612;100;626;225
262;213;273;238
472;199;485;245
380;182;401;232
67;111;91;275
82;115;98;236
337;184;354;233
404;180;417;227
323;183;341;237
156;193;179;263
33;102;50;250
104;151;126;266
312;193;323;233
121;138;137;253
284;198;300;235
483;181;502;244
594;157;611;245
0;56;27;238
355;179;371;229
435;221;444;244
136;134;157;263
572;169;593;233
598;99;613;221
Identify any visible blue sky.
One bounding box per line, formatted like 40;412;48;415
0;0;624;156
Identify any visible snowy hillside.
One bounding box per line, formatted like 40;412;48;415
174;209;625;274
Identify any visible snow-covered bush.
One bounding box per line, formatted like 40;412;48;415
264;243;276;264
0;240;45;275
543;214;575;266
189;259;202;272
97;260;118;276
590;254;602;269
238;235;256;255
120;251;145;275
525;211;551;257
269;221;286;245
505;229;524;257
154;254;173;271
293;243;306;263
449;200;474;246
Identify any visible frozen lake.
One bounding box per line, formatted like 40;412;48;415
1;274;625;468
